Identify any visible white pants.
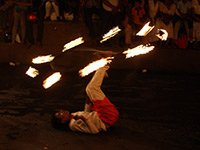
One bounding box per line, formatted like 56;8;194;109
45;1;60;18
193;21;200;41
12;10;26;43
86;68;107;101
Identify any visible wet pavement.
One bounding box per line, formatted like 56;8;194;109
0;62;200;150
0;21;200;150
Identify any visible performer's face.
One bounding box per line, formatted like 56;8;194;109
55;110;71;123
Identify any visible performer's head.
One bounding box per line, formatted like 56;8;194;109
51;110;71;130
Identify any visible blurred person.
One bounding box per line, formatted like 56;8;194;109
12;0;32;44
26;0;46;46
124;0;148;45
191;0;200;48
120;0;133;46
45;0;60;21
84;0;102;39
101;0;122;47
155;0;176;47
174;0;193;47
0;0;14;33
52;65;119;134
68;0;80;21
57;0;66;20
148;0;159;24
146;0;160;45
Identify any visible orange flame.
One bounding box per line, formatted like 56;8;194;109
32;55;55;64
136;22;155;36
79;57;113;77
155;29;168;41
100;26;121;43
43;72;62;89
25;66;39;78
123;44;155;59
62;37;84;52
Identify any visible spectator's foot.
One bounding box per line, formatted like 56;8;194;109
45;17;51;21
57;17;61;21
193;42;200;49
11;40;15;44
36;41;42;47
25;41;32;48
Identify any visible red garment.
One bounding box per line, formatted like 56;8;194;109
131;7;146;25
91;97;119;126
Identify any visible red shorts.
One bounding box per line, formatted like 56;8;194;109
91;97;119;126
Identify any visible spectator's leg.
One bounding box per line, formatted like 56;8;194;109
26;18;34;45
52;2;60;19
12;11;20;43
174;20;181;40
37;8;45;44
84;7;95;37
20;13;26;44
188;20;193;42
125;24;132;45
45;1;51;19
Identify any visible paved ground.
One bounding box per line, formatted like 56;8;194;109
0;21;200;150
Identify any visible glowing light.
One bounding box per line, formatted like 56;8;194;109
26;66;39;78
79;57;113;77
136;22;155;36
62;37;84;52
32;55;55;64
123;44;155;59
43;72;62;89
156;29;168;41
100;26;121;43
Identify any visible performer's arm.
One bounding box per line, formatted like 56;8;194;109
69;117;100;134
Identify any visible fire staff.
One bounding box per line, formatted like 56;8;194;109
51;65;119;134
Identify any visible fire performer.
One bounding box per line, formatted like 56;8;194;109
51;65;119;134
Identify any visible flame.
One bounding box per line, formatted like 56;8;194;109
26;66;39;78
123;44;155;59
100;26;121;43
136;22;155;36
62;37;84;52
43;72;62;89
155;29;168;41
79;57;113;77
32;55;55;64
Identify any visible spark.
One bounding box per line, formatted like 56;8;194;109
43;72;62;89
100;26;121;43
32;55;55;64
123;44;155;59
26;66;39;78
156;29;168;41
79;57;113;77
62;37;84;52
136;22;155;36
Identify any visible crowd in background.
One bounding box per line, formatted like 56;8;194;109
0;0;200;49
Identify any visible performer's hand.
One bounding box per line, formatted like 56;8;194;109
73;115;87;121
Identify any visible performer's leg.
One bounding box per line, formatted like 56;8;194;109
85;66;109;101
